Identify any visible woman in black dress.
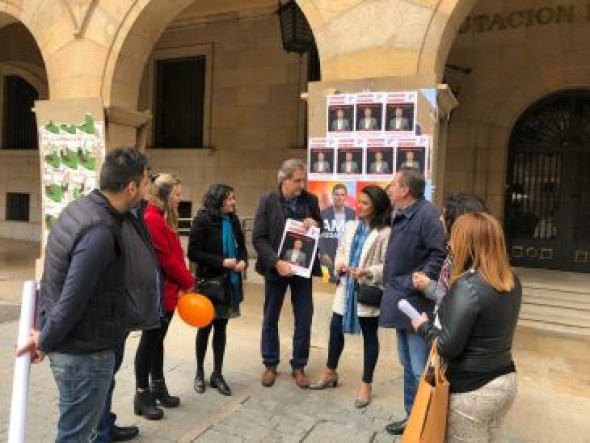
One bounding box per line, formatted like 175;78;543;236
187;184;247;396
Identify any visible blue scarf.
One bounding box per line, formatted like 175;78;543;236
343;222;370;334
222;216;241;303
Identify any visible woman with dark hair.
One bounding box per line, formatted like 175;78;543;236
310;185;391;408
135;173;195;420
413;193;488;306
188;184;247;396
412;213;522;442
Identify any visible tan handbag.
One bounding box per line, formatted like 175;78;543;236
401;339;450;443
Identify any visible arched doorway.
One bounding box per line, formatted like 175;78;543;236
505;90;590;272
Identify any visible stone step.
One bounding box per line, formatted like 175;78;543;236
522;294;590;311
517;317;590;337
521;285;590;304
519;303;590;332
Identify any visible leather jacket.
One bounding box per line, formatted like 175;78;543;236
418;270;522;373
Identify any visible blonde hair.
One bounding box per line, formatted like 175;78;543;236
148;173;181;231
449;212;514;292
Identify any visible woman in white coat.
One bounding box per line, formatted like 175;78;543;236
310;185;391;408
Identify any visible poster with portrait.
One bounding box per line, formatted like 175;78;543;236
365;138;393;177
308;137;336;178
355;93;384;133
385;91;417;136
336;138;364;177
307;181;357;283
327;94;355;135
277;218;320;278
396;143;426;176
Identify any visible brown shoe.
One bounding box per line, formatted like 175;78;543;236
292;368;310;389
309;369;339;390
261;367;277;387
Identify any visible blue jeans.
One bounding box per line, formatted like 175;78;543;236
95;336;128;443
49;350;115;443
396;329;430;414
261;275;313;370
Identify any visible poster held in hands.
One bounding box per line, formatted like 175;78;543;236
278;219;320;278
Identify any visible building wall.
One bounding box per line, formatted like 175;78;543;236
444;0;590;217
140;10;307;216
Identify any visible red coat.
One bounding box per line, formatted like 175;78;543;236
144;203;194;312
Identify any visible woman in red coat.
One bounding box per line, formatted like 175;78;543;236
134;173;194;420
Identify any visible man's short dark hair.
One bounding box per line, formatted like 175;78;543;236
332;183;347;195
99;148;149;193
397;167;425;199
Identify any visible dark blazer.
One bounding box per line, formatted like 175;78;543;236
187;210;248;279
320;205;356;223
379;198;447;330
253;189;323;278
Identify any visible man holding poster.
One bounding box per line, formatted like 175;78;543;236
253;159;323;389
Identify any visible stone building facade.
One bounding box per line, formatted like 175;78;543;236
0;0;588;273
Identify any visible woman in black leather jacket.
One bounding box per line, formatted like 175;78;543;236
412;212;522;443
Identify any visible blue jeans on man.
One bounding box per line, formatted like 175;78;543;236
261;275;313;369
396;329;430;414
94;336;128;443
49;350;115;442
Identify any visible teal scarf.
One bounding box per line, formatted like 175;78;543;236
343;222;370;334
222;216;241;303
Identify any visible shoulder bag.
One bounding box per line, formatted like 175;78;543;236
195;273;227;304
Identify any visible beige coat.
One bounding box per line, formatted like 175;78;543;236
332;221;391;317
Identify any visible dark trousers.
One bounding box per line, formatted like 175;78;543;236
95;333;127;443
261;275;313;370
327;313;379;383
134;311;173;390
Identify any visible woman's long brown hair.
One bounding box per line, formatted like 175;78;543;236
148;173;181;232
449;212;514;292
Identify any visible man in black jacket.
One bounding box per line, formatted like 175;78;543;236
17;148;149;442
96;199;162;442
253;158;322;389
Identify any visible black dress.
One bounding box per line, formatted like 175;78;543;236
188;210;247;319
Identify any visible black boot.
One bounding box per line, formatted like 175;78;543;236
210;373;232;396
133;390;163;421
150;379;180;408
194;370;206;394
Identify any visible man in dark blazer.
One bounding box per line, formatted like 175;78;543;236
318;184;356;283
253;158;322;390
380;167;446;436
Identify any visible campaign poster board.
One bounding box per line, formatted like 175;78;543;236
277;219;320;278
384;91;417;135
355;92;384;133
308;137;336;179
336;138;364;177
365;138;393;177
35;98;106;248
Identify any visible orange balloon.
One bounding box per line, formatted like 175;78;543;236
177;293;215;327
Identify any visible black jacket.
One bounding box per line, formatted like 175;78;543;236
121;201;162;331
187;210;248;278
418;271;522;375
252;189;323;278
39;190;127;354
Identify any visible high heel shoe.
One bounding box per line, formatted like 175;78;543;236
194;374;206;394
354;384;372;409
309;371;339;390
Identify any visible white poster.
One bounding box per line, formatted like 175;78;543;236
278;218;320;278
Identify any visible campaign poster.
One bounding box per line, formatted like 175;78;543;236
308;137;336;178
355;93;384;132
396;142;427;176
365;138;393;177
385;91;417;135
336;138;363;177
277;219;320;278
327;94;355;135
308;181;357;283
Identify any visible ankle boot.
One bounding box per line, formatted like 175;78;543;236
210;373;232;396
150;379;180;408
134;390;163;420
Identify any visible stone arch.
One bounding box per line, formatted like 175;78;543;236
418;0;478;82
0;62;48;98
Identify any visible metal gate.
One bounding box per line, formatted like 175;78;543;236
505;90;590;272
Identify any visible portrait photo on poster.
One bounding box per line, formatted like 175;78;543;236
310;148;334;174
337;147;363;175
367;147;394;175
328;105;354;133
356;103;383;131
385;103;415;132
278;218;320;278
396;145;426;175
